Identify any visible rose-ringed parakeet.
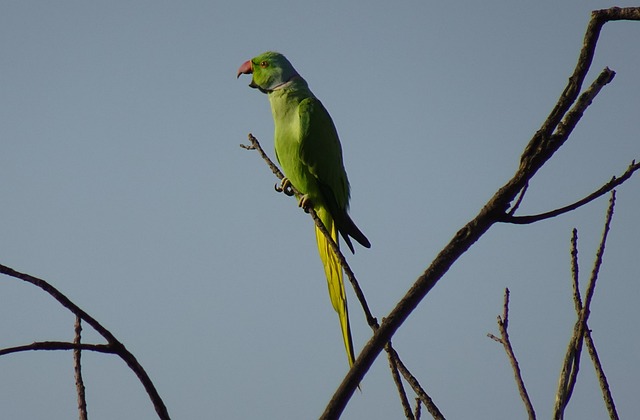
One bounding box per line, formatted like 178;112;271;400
237;51;370;367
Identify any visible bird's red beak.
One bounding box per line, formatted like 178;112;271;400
236;60;253;78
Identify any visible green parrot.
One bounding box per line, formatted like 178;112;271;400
237;51;371;367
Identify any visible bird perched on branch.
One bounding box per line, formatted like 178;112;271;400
237;51;370;367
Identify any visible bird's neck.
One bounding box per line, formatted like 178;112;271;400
268;77;314;116
274;74;311;93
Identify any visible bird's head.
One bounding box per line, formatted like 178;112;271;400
236;51;300;93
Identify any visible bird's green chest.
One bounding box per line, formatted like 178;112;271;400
269;95;299;159
269;99;316;197
274;116;308;187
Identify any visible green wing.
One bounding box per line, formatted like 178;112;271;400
298;98;349;208
298;98;370;252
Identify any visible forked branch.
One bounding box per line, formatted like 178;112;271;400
0;265;171;420
501;161;639;224
553;192;618;420
487;289;536;420
319;7;639;418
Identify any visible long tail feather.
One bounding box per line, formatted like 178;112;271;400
315;215;355;367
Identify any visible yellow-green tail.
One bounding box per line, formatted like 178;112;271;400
315;217;356;367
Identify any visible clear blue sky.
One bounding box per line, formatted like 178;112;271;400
2;1;639;419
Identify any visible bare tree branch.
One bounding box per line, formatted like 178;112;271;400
506;63;617;218
386;343;415;420
570;229;582;313
487;289;536;420
568;196;618;419
0;341;114;356
319;9;639;417
0;265;171;420
507;182;528;216
389;346;445;420
585;191;615;310
501;160;639;224
74;316;88;420
553;192;616;419
414;397;422;420
582;192;619;420
584;328;619;420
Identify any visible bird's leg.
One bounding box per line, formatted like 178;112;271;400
274;178;294;196
298;195;313;213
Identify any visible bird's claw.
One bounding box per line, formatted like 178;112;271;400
274;178;311;212
274;178;294;196
298;195;313;213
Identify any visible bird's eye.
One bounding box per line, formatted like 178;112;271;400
260;61;269;68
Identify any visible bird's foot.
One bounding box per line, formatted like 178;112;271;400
298;194;313;213
274;178;294;196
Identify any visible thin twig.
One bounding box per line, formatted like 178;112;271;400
584;329;619;419
389;346;445;420
501;160;639;224
508;182;528;216
488;289;536;420
74;316;88;420
386;342;415;420
583;192;618;419
585;191;615;309
554;316;584;419
0;341;114;356
566;227;586;406
562;227;584;407
414;398;422;420
570;229;582;313
240;137;284;183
